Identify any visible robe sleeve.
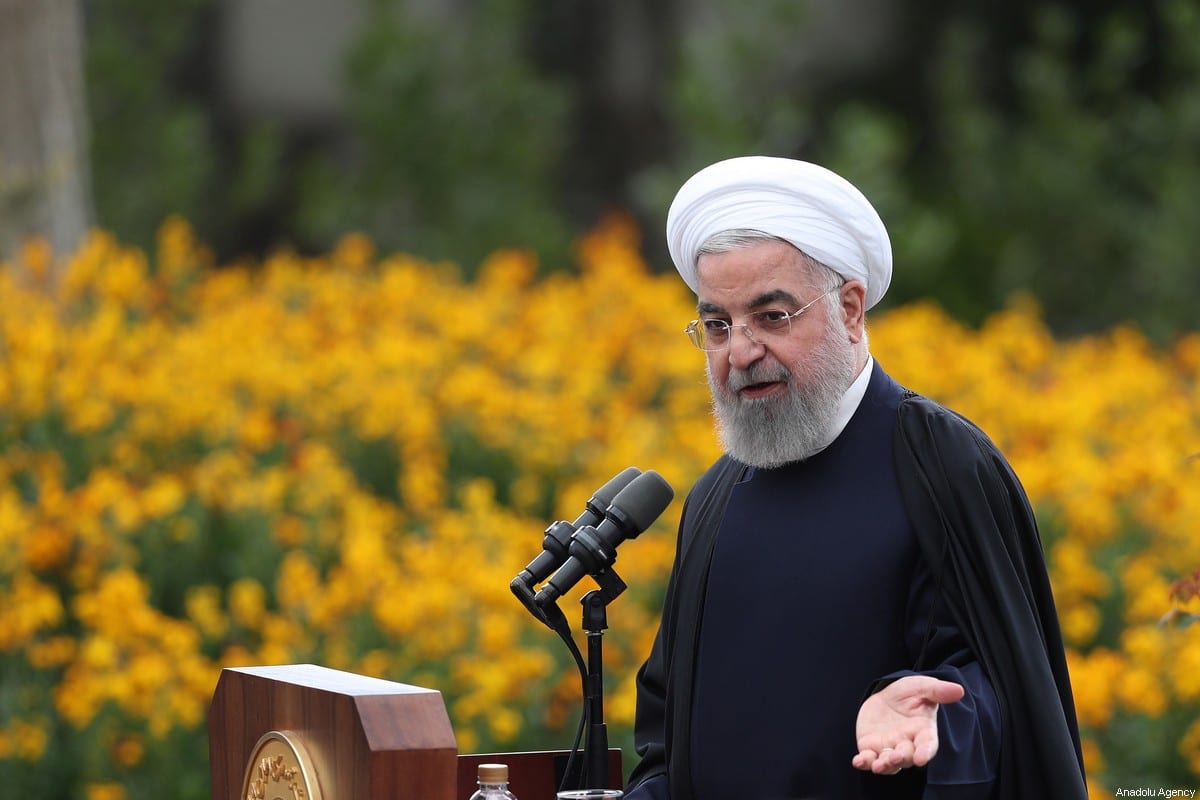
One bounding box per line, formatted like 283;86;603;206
896;395;1088;799
869;544;1001;797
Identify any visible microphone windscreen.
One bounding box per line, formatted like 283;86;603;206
609;470;675;533
591;467;643;508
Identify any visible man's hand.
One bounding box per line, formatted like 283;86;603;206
851;675;965;775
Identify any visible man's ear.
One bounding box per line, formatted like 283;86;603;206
840;281;867;342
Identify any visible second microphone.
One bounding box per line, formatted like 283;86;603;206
534;469;675;609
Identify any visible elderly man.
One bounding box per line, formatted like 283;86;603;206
625;157;1087;800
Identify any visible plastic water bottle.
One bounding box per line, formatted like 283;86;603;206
469;763;518;800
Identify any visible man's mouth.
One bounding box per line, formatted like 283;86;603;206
736;379;786;399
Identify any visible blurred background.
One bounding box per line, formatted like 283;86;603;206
6;0;1200;336
2;1;1199;798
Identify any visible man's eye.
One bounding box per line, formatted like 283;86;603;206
702;320;730;333
756;310;791;327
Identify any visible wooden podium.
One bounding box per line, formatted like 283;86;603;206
209;664;458;799
208;664;622;800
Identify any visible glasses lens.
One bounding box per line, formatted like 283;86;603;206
686;320;728;351
752;309;792;335
701;320;730;350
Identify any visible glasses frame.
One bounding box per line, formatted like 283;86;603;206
684;287;839;352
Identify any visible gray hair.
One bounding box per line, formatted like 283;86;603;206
696;228;847;314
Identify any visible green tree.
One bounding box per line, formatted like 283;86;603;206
292;0;573;268
644;0;1200;339
900;2;1200;338
86;0;222;255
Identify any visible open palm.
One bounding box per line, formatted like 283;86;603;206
851;675;965;775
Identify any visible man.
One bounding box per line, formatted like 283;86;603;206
625;156;1087;800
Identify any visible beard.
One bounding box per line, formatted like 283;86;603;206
708;316;858;469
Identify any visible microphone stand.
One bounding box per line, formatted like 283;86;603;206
580;567;627;791
512;564;627;791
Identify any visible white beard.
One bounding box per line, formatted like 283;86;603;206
708;314;857;469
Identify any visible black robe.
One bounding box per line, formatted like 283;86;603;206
626;386;1088;800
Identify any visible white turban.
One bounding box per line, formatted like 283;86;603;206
665;156;893;309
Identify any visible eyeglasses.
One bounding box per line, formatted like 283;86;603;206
684;289;837;352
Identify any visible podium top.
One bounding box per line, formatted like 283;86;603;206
228;664;442;697
210;664;459;800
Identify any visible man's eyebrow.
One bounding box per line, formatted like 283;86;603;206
749;289;800;308
697;289;800;315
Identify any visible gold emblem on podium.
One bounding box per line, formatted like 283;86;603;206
241;730;323;800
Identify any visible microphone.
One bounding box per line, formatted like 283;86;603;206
534;470;675;609
516;467;643;587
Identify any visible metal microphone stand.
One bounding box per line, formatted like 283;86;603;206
580;567;627;790
513;564;627;790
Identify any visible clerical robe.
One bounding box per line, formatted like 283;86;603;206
625;363;1086;800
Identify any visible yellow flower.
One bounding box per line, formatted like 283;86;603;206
276;552;320;615
1182;718;1200;777
139;474;187;519
1066;648;1124;728
486;706;523;743
112;732;145;768
1169;632;1200;702
0;572;64;649
331;231;376;272
185;585;228;639
20;523;73;572
86;783;127;800
26;635;77;668
229;578;267;629
0;718;49;760
1115;665;1168;717
237;407;277;453
1;217;1198;793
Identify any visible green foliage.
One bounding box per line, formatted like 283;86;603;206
1096;708;1198;787
85;0;571;269
294;0;573;268
86;0;220;253
629;0;818;227
643;0;1200;339
901;1;1200;337
82;0;1200;336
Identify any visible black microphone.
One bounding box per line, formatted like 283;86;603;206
516;467;643;587
534;470;675;608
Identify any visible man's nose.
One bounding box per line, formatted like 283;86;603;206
726;324;765;369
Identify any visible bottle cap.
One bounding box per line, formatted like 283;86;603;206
478;763;508;783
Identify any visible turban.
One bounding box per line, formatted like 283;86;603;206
665;156;893;309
